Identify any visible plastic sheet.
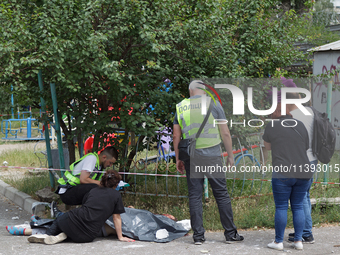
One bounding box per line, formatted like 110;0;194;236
30;218;55;229
106;207;189;243
31;202;51;216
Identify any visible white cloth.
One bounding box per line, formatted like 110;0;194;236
290;108;317;162
72;154;101;175
32;228;47;235
155;229;169;239
176;219;191;231
117;180;129;187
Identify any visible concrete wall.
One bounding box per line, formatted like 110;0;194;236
312;50;340;149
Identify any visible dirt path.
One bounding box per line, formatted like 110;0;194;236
0;141;46;155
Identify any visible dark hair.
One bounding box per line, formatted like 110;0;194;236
101;146;119;160
286;92;300;100
270;104;292;119
100;170;121;188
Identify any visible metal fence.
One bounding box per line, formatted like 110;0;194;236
25;131;338;199
117;133;263;199
116;132;338;199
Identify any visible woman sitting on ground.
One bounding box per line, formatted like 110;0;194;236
263;104;313;251
28;170;134;244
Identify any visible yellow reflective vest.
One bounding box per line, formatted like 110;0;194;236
176;97;221;149
57;152;103;186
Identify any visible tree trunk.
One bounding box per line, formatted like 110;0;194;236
119;134;145;183
77;130;83;158
59;114;76;164
67;137;76;165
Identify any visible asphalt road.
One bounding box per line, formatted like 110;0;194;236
1;192;340;255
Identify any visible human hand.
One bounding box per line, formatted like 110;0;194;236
119;236;135;242
226;156;234;167
176;160;185;174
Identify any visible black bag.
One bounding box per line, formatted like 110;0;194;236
309;106;336;164
178;100;213;161
178;138;196;161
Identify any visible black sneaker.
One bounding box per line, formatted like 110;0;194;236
226;233;244;244
288;232;295;237
50;201;62;218
288;235;315;244
194;238;205;245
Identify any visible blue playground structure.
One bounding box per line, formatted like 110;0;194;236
1;90;45;141
1;110;45;141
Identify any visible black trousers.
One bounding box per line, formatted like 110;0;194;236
183;154;238;240
46;213;96;243
59;184;98;205
46;213;66;236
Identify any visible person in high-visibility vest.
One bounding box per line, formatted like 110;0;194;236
55;146;119;206
173;80;244;245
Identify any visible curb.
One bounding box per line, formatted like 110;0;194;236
0;179;40;214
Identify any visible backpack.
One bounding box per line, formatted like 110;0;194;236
309;106;336;164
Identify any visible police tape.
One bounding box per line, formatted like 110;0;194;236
0;165;186;178
1;165;339;184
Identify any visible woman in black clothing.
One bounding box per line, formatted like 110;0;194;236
263;104;312;251
28;170;134;244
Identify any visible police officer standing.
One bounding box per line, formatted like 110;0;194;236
173;80;243;245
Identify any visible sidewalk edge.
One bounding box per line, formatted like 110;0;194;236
0;179;40;214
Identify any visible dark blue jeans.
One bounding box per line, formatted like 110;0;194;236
184;156;238;240
302;160;317;237
272;177;311;243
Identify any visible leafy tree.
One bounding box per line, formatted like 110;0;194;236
0;0;320;169
279;0;310;14
313;0;338;26
0;86;13;120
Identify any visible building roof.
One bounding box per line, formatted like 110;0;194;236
307;40;340;52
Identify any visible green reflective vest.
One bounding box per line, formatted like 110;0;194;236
176;97;221;149
57;152;103;186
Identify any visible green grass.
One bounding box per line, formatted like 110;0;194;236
1;144;340;231
2;172;51;200
0;146;44;168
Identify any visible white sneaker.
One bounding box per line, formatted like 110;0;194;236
27;234;49;244
267;241;284;250
291;241;303;250
44;232;67;245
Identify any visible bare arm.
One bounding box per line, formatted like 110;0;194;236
112;214;135;242
173;124;185;174
218;123;234;166
264;141;271;151
79;171;101;185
